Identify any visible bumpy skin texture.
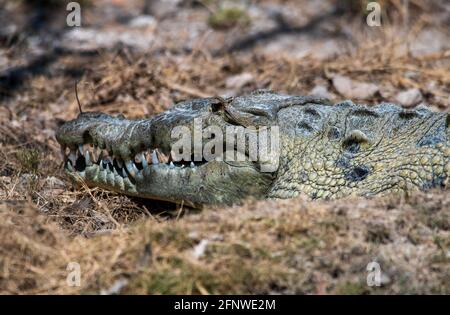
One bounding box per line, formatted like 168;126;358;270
56;90;449;206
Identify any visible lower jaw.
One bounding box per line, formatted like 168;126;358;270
65;161;270;206
65;164;202;206
66;165;138;194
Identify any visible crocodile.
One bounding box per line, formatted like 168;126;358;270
56;90;449;207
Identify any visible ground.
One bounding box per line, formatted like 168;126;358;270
0;0;449;294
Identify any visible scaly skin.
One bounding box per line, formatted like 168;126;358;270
56;90;449;206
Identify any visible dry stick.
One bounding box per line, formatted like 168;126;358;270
176;200;184;220
162;79;211;98
75;174;122;230
6;177;20;199
75;81;83;114
195;281;210;295
142;205;160;223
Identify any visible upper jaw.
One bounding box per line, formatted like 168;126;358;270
57;113;209;203
56;112;158;162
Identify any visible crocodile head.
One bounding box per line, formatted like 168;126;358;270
56;91;323;206
57;91;449;206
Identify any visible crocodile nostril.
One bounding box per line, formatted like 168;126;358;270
210;99;225;113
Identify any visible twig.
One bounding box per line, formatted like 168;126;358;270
162;80;211;98
75;81;83;114
176;200;184;220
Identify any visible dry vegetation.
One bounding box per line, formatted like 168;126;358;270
0;0;449;294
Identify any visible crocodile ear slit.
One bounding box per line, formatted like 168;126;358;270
446;113;449;129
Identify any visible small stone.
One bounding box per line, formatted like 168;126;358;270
100;278;128;295
45;176;66;189
410;29;449;57
225;72;254;89
310;85;331;99
188;231;199;240
128;15;157;29
395;88;422;108
379;83;396;99
332;75;378;100
192;239;209;259
210;233;224;241
380;273;391;285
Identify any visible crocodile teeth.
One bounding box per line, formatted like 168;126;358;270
98;169;107;183
60;147;66;161
92;145;99;161
107;172;115;185
152;150;159;164
115;175;124;190
68;151;77;165
104;155;112;164
99;149;108;161
125;161;136;177
85;150;92;166
141;153;148;169
65;138;201;179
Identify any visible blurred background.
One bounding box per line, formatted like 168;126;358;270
0;0;449;294
1;0;449;113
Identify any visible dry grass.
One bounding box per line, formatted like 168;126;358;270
0;192;448;294
0;0;449;294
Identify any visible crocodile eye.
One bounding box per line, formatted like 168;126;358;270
342;130;370;153
210;97;226;113
211;102;223;113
